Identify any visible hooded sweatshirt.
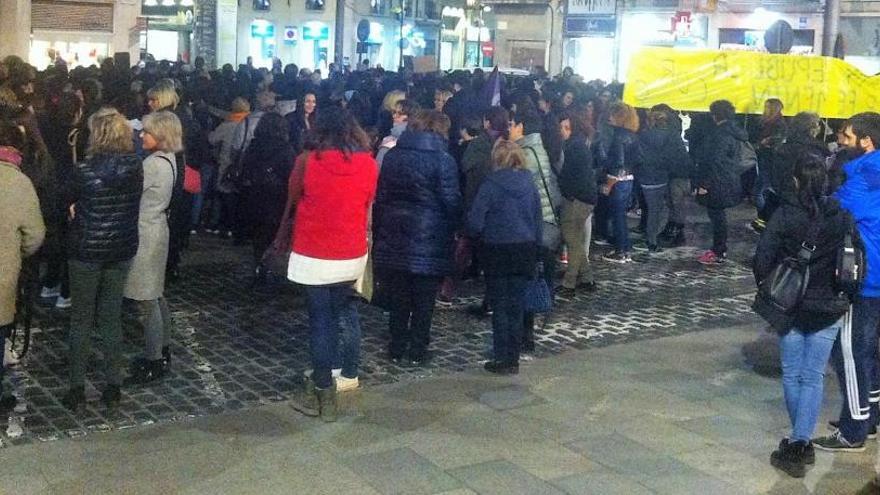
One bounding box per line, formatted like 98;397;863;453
467;168;542;276
835;150;880;297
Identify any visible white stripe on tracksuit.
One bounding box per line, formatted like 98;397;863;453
841;307;872;420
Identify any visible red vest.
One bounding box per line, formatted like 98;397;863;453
292;150;378;260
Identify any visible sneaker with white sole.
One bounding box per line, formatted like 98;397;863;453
335;376;359;392
55;296;72;309
40;285;60;299
812;430;866;453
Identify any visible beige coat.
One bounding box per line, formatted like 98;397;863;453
124;151;176;301
0;161;45;325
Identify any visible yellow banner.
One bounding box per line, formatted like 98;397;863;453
622;47;880;119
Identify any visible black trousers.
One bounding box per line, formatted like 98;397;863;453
385;269;441;360
706;207;728;255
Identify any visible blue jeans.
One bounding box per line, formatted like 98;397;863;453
303;284;360;389
335;298;362;379
190;164;216;229
610;180;633;253
832;297;880;443
780;322;841;442
486;275;528;364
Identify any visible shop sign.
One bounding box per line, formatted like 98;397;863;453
567;0;614;16
671;11;691;37
564;15;616;37
302;22;329;40
481;41;495;57
251;21;275;38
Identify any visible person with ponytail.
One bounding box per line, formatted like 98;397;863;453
753;152;849;478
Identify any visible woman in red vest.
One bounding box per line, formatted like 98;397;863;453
287;110;378;422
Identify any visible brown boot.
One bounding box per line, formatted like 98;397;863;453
316;385;337;423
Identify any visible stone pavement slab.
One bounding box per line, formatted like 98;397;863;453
0;323;878;494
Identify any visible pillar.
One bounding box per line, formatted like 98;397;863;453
822;0;840;56
0;0;31;60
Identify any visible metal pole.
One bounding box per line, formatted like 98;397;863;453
400;0;404;70
335;0;345;65
477;5;482;67
822;0;840;57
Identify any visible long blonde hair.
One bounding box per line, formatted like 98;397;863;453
87;107;134;156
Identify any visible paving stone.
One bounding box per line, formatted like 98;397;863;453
0;208;761;446
447;459;565;495
342;447;461;495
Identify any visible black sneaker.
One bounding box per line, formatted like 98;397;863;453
827;420;877;439
631;242;649;252
804;441;815;465
61;386;86;412
578;281;598;292
647;244;663;254
484;360;519;375
770;438;807;478
812;430;866;453
556;287;577;300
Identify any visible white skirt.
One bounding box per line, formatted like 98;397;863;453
287;252;367;286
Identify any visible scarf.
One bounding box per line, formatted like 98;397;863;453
228;111;249;123
0;146;22;168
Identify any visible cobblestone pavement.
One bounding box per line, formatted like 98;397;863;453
0;206;763;447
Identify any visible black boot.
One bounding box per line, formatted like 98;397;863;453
484;360;519;375
770;438;807;478
124;359;166;386
101;384;121;408
664;223;685;247
659;222;676;241
62;386;86;412
161;346;171;370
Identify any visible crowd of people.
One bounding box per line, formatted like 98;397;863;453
0;53;879;485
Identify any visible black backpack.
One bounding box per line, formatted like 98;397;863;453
835;214;866;299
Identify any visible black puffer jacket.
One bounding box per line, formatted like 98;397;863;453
694;120;746;209
67;153;144;263
754;198;849;332
372;130;462;276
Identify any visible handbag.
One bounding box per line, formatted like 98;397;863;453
184;164;202;194
526;146;562;251
223;117;250;190
523;262;553;314
753;222;822;328
835;213;865;299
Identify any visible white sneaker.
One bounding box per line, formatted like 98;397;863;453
4;340;20;367
55;296;72;309
40;285;60;299
335;376;359;392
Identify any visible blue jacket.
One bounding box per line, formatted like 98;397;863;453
467;169;542;245
372;130;462;276
835;150;880;297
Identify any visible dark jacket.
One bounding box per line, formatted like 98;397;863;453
754;199;849;331
601;127;643;177
694;120;746;209
242;140;295;226
67;153;144;263
372;130;462;276
461;132;495;211
768;134;830;205
560;137;597;205
467;169;541;276
637;128;673;186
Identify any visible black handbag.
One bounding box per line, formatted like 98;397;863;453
753;223;821;326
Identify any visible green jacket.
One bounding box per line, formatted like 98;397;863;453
518;133;561;225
